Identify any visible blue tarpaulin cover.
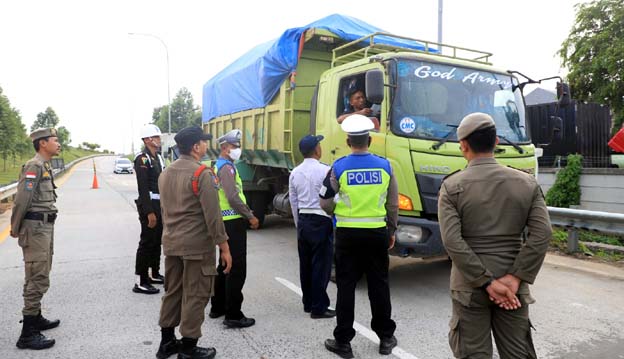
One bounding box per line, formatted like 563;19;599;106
202;14;433;122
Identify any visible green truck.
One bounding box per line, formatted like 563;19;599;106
201;15;564;258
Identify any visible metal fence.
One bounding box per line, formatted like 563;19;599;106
0;155;105;202
548;206;624;252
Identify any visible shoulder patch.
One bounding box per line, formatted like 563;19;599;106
25;180;35;191
25;172;37;179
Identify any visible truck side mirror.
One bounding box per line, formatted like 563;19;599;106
365;69;384;104
549;115;563;142
556;82;571;108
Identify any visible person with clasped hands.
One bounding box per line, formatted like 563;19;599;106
438;112;551;359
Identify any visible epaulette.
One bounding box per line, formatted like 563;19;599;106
442;169;461;182
507;165;533;175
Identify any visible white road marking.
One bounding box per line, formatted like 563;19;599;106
275;276;420;359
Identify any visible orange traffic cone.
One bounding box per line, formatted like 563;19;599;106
92;160;99;189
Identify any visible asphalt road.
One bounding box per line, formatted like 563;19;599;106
0;156;623;359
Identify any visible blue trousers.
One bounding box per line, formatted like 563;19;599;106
297;213;333;315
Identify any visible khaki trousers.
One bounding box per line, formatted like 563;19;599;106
159;253;216;338
449;290;537;359
19;220;54;316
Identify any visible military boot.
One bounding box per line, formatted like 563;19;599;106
33;311;60;331
16;315;55;350
178;337;216;359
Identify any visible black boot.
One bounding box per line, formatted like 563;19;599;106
16;315;55;350
33;311;60;331
156;327;179;359
178;337;216;359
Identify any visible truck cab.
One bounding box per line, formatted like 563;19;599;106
312;37;536;257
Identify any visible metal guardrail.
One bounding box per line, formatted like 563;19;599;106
0;155;107;202
548;206;624;252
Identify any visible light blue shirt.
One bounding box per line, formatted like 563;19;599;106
288;158;331;226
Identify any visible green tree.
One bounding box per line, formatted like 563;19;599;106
152;87;202;132
0;87;29;171
31;107;60;131
559;0;624;132
81;142;100;151
57;126;71;148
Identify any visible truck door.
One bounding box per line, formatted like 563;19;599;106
328;71;387;162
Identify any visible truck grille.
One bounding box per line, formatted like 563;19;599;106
415;173;445;215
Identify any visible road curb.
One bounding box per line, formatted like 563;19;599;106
544;253;624;281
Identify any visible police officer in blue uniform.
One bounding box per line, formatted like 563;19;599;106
320;115;399;358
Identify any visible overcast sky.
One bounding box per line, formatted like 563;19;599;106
0;0;587;153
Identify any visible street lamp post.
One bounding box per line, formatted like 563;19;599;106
128;32;172;136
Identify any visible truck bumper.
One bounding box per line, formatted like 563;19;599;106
390;216;445;258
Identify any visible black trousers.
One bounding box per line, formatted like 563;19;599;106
297;213;333;315
333;227;396;343
211;217;247;320
135;200;162;277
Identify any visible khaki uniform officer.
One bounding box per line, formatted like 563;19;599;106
10;128;62;350
438;112;552;359
320;115;399;358
156;126;232;359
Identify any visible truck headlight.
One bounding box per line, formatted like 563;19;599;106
395;225;424;245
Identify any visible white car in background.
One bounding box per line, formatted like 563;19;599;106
113;158;133;174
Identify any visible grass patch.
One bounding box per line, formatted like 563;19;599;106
0;147;98;186
551;228;624;263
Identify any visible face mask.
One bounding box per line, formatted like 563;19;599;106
229;148;242;161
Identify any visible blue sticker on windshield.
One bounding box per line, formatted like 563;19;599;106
399;117;416;133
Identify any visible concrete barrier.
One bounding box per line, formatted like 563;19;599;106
538;168;624;213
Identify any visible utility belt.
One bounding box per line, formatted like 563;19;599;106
298;208;331;218
24;212;57;224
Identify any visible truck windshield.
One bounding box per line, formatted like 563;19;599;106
391;60;528;143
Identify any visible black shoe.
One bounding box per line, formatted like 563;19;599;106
133;283;160;294
311;309;336;319
150;273;165;285
223;316;255;328
177;346;216;359
379;335;397;355
324;339;353;359
33;312;60;331
208;311;224;319
156;339;180;359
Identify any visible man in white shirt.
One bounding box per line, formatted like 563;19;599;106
289;135;335;319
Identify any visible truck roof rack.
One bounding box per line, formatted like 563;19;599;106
331;32;493;67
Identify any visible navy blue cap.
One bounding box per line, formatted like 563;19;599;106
298;135;324;155
174;126;212;148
